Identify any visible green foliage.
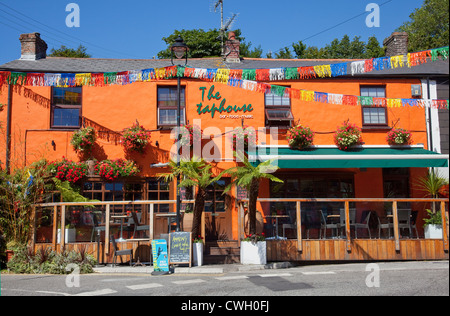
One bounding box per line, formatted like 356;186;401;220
414;170;448;213
157;29;262;59
6;245;96;274
0;160;52;245
397;0;449;51
287;35;384;59
48;45;92;58
423;209;442;226
70;127;96;155
52;178;98;204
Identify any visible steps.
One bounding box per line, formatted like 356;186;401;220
204;241;240;264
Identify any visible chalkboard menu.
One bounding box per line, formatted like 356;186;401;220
236;185;248;200
169;232;192;266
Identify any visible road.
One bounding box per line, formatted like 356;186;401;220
1;261;448;300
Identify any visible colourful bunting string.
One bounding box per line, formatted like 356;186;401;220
0;46;448;110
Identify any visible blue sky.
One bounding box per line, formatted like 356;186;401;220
0;0;425;65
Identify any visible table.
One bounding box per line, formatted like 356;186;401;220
266;215;289;238
111;214;129;242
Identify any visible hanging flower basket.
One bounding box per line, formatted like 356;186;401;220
231;125;258;153
121;122;151;153
287;124;315;150
95;159;140;181
47;158;89;184
70;127;96;155
334;122;363;150
174;124;203;148
386;128;413;146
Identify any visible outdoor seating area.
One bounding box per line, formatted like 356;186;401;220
260;201;442;241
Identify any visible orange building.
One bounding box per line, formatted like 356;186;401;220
0;32;448;253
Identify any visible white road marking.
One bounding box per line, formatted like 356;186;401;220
216;276;249;281
74;289;117;296
127;283;164;290
302;271;336;275
172;279;206;285
259;273;293;278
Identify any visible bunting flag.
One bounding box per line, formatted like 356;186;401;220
0;46;448;110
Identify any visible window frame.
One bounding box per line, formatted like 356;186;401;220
157;85;186;128
264;88;294;128
360;85;388;127
50;87;83;129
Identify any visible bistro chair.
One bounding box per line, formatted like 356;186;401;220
303;210;322;239
339;208;357;237
90;212;106;242
397;209;413;238
411;211;419;239
110;235;133;266
320;210;340;239
353;210;372;239
131;211;150;238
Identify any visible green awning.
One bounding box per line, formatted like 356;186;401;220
249;146;449;169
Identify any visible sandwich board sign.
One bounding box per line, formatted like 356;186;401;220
151;239;169;272
169;232;192;267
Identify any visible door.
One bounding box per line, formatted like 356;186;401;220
204;178;232;241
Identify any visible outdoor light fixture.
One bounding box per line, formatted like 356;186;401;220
170;35;189;66
170;35;189;232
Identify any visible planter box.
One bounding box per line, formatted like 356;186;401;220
183;213;194;233
6;250;14;263
240;241;267;265
424;224;443;239
57;228;77;243
193;243;203;267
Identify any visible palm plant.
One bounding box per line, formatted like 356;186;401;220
226;154;283;236
415;170;449;214
160;156;230;239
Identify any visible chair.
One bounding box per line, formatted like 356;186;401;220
110;235;133;266
282;210;297;239
411;211;419;239
303;210;322;239
353;210;372;239
131;211;150;238
90;212;106;242
339;208;357;238
320;210;340;239
397;209;412;238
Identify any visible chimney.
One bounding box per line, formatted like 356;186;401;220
19;33;48;60
383;32;409;57
225;31;240;63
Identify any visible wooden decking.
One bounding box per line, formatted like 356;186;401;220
266;239;449;262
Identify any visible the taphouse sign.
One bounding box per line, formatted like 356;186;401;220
196;86;254;119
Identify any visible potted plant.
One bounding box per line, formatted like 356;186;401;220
226;154;283;265
47;158;89;184
57;224;77;244
71;127;97;157
334;122;363;150
121;121;152;153
387;128;413;146
174;124;203;159
415;171;448;239
423;210;443;239
192;235;204;266
240;233;267;265
287;124;315;150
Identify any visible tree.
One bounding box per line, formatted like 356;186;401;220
397;0;449;51
275;47;294;59
226;155;283;236
415;170;449;214
48;45;91;58
157;28;261;59
160;157;229;239
292;41;307;59
364;36;385;59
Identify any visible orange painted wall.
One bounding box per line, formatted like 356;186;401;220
0;77;432;240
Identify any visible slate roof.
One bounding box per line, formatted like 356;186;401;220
0;56;448;78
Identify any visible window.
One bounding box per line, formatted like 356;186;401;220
361;86;387;126
147;178;171;213
205;179;230;213
157;86;186;127
51;87;82;128
265;90;293;128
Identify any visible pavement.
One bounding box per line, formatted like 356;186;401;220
93;261;294;275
